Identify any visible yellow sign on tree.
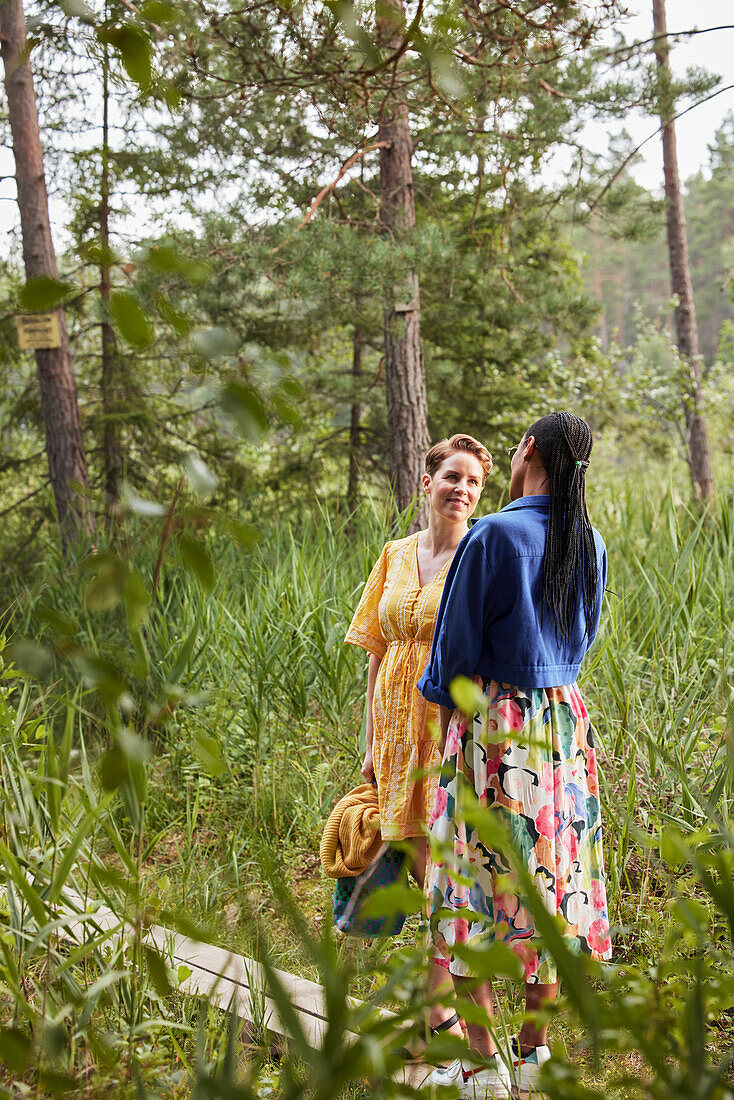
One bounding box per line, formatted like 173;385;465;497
15;312;62;350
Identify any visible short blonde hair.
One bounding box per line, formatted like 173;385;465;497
425;433;493;483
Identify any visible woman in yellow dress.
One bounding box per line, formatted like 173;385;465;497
345;433;492;1030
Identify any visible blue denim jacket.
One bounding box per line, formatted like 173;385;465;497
417;495;607;708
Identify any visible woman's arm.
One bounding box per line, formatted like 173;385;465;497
437;704;454;756
361;652;382;782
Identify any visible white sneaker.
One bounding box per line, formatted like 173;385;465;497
425;1055;512;1098
511;1041;551;1093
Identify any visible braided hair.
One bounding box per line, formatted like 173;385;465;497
525;411;598;644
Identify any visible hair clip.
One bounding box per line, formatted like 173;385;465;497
575;459;589;469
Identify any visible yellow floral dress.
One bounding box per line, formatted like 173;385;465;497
345;534;451;840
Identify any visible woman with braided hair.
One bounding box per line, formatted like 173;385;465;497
418;412;611;1099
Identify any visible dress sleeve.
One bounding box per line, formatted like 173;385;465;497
344;543;390;660
417;534;493;709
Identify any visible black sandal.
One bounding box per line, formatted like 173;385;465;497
430;1011;461;1036
399;1011;462;1061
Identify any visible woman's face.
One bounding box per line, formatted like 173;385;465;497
422;451;484;522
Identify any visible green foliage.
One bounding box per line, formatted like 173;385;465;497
0;471;732;1095
2;2;734;1094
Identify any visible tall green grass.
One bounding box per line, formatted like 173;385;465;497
0;479;732;1096
584;486;734;950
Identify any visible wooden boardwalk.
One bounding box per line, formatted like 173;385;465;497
64;893;434;1089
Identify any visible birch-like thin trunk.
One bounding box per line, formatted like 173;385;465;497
652;0;713;502
376;0;430;529
0;0;92;548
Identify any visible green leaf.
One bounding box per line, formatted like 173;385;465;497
660;829;691;868
219;381;269;440
124;569;151;630
179;533;214;592
449;675;487;717
84;553;127;612
8;640;52;680
271;379;302;427
0;838;47;925
73;652;128;705
36;604;75;637
48;802;107;902
18;276;71;311
193;327;237;359
218;516;260;549
360;883;424;920
194;732;225;777
40;1023;67;1060
100;744;128;791
156;294;190;335
100;25;152;89
146;244;210;284
110;291;153;347
140;0;177;24
0;1028;31;1073
143;945;173;996
449;940;524;981
163;81;182;109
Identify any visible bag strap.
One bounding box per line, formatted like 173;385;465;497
337;843;389;928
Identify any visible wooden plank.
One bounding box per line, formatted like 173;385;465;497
58;891;437;1083
149;927;329;1020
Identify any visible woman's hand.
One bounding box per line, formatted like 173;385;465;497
437;705;455;757
361;747;375;783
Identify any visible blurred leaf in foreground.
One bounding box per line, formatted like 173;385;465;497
183;452;219;497
110;290;153;347
219;381;269;440
179;533;215;592
8;640;53;680
18;275;71;311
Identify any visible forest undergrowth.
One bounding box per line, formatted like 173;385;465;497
0;463;733;1099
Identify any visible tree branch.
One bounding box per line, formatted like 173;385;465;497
279;141;390;245
588;83;734;212
604;24;734;61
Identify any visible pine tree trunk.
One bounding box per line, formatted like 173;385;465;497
591;215;608;351
100;39;122;514
347;327;363;517
652;0;713;502
0;0;93;548
376;0;430;529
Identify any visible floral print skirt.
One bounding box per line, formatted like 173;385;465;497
427;680;612;985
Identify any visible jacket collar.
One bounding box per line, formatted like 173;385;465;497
500;495;550;513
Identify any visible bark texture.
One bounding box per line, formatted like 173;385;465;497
377;0;430;529
100;43;122;513
0;0;92;546
652;0;713;502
